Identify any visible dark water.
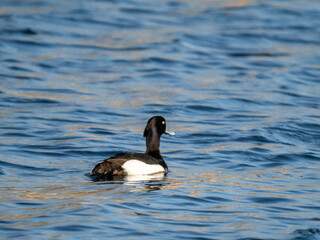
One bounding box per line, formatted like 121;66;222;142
1;0;320;239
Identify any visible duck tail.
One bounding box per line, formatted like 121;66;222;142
91;160;124;178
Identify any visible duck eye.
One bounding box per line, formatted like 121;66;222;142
162;121;165;125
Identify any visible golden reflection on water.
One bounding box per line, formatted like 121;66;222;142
222;0;255;8
0;163;317;230
0;185;105;202
31;55;55;62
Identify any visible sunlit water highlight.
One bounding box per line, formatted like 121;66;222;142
1;0;320;239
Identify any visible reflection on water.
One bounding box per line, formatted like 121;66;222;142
124;172;166;183
1;0;320;239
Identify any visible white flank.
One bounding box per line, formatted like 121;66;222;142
122;160;165;175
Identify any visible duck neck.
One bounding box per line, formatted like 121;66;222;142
145;128;162;160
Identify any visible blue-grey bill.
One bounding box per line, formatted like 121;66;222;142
165;130;175;135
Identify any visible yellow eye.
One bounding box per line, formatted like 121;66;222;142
162;121;165;125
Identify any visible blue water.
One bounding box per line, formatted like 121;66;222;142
1;0;320;239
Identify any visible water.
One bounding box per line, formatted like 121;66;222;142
1;0;320;239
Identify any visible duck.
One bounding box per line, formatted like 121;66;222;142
90;116;175;179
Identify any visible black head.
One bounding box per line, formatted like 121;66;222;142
144;116;174;138
143;116;175;159
144;116;166;137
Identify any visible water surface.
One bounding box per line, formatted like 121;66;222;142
1;0;320;239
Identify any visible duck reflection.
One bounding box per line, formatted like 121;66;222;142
90;172;167;192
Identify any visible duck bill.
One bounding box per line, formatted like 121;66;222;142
165;130;175;136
